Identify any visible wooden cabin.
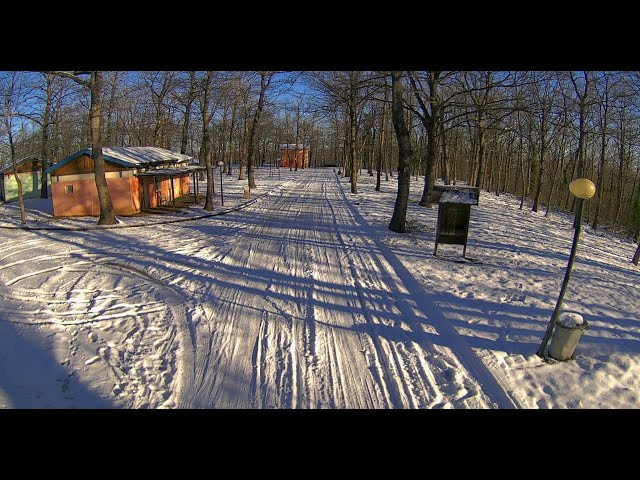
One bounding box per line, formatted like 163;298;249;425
279;144;309;169
45;147;203;217
0;157;46;203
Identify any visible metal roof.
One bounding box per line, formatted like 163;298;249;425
45;147;196;174
0;156;43;174
136;166;205;177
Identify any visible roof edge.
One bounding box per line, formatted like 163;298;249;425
0;156;44;174
45;149;91;174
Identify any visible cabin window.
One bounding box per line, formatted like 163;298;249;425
65;185;74;194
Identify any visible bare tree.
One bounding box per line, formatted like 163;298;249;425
246;72;274;189
141;71;178;149
51;71;117;225
0;72;26;223
389;71;415;233
198;71;216;211
175;71;198;155
376;80;389;192
569;71;591;179
309;71;380;194
407;71;442;206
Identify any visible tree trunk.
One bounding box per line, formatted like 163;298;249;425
180;71;196;155
368;117;375;177
376;87;388;192
201;72;215;211
439;115;450;185
104;72;119;145
227;98;237;176
451;131;457;184
418;117;437;206
545;153;562;217
1;73;25;223
474;124;486;188
633;243;640;266
90;72;117;226
574;75;589;179
8;144;25;224
532;113;546;212
408;72;441;207
238;108;247;180
40;73;53;199
348;101;358;194
389;72;414;233
247;73;273;189
592;110;608;230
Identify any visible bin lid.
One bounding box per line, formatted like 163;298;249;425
434;185;479;205
557;312;589;330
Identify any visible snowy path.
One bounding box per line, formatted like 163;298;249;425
0;169;518;408
173;169;514;408
4;167;640;408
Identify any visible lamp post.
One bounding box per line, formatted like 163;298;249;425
536;178;596;358
217;161;224;206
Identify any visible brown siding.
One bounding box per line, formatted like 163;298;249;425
280;149;309;169
139;174;191;207
54;155;125;176
52;176;138;217
130;177;141;213
142;177;156;208
161;178;171;201
180;175;190;196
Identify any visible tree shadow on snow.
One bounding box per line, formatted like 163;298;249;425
0;320;113;408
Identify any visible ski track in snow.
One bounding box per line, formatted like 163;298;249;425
1;169;509;408
171;169;500;408
4;167;640;409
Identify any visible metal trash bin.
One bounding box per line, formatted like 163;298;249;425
548;312;589;361
433;185;479;258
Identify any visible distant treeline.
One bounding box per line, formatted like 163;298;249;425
2;71;640;238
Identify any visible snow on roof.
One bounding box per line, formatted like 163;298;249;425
102;147;194;166
46;147;196;174
279;144;308;150
135;165;205;177
439;190;479;205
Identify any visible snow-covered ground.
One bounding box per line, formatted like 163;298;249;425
343;172;640;408
1;167;639;408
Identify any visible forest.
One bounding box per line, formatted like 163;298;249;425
1;71;640;247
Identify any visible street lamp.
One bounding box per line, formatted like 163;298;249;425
217;161;224;206
536;178;596;358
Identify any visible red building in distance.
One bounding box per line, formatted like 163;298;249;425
279;144;309;169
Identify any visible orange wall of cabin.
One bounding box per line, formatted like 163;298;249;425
52;176;139;217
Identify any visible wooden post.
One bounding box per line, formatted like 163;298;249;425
196;171;200;203
170;175;176;210
193;172;197;205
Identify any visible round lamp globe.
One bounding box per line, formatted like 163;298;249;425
569;178;596;199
